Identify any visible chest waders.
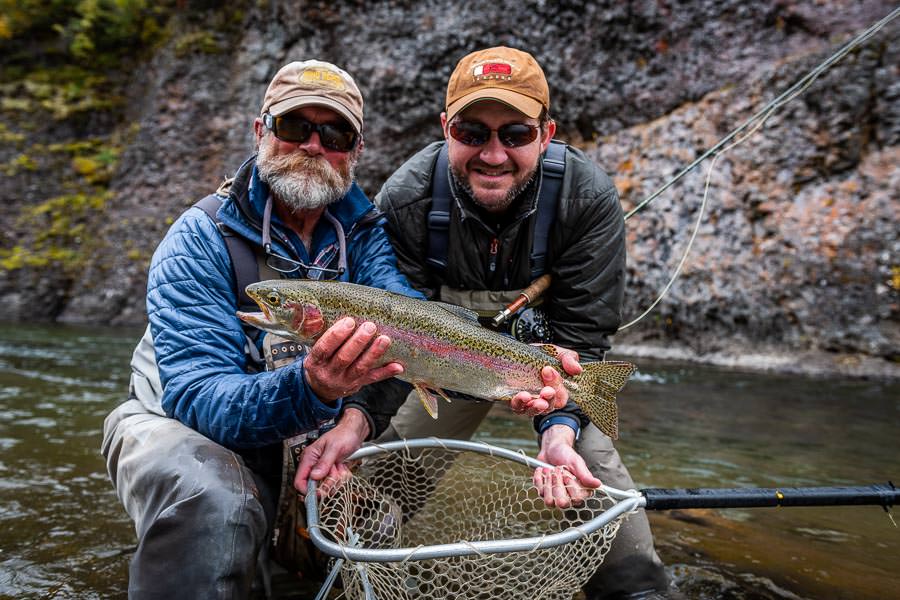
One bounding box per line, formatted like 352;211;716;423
197;193;339;576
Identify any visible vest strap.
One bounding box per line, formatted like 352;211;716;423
426;146;452;272
194;194;259;313
531;140;566;279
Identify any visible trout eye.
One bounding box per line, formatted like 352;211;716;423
266;292;281;307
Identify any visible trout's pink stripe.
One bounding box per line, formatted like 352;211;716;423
376;322;527;374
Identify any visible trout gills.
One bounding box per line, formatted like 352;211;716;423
237;280;635;439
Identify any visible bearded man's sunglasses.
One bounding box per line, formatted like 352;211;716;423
262;113;359;153
448;120;540;148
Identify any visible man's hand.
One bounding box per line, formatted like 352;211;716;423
304;317;404;402
294;408;371;498
509;345;583;416
533;424;600;508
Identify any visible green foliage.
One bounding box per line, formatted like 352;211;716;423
0;1;246;283
2;153;38;175
0;134;122;276
0;1;74;45
172;3;248;57
0;191;111;273
0;0;175;67
70;143;120;184
173;30;223;57
0;66;121;119
0;97;30;112
47;138;108;154
0;122;25;143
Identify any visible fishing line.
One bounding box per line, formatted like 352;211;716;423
620;96;793;330
618;6;899;331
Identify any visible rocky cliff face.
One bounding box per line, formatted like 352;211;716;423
1;0;897;376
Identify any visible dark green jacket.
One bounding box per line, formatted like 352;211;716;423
375;141;626;361
366;140;626;435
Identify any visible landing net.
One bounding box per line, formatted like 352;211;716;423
306;439;644;600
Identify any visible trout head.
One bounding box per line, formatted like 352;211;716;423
237;280;327;342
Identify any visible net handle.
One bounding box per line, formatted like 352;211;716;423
641;483;898;510
305;437;643;563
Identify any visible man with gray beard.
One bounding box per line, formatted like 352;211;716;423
101;58;573;599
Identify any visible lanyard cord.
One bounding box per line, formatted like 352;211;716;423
261;195;274;250
322;209;349;275
261;195;347;275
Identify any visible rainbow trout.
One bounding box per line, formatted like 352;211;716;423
237;280;635;439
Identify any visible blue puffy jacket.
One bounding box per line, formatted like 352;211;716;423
147;156;423;449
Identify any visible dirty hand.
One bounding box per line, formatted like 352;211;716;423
303;317;404;402
533;424;600;508
294;408;370;498
509;345;582;416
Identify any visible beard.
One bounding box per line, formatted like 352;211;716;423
256;137;357;212
450;164;538;213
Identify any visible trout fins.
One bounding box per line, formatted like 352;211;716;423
566;361;636;440
413;383;453;419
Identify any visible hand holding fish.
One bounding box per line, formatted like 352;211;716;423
534;425;601;508
509;346;583;416
303;317;404;402
294;407;370;497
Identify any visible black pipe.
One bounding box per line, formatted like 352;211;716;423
640;482;897;511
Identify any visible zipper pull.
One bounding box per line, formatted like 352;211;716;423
489;238;499;272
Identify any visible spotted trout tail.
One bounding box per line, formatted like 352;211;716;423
566;361;636;440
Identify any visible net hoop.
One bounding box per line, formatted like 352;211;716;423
305;437;645;563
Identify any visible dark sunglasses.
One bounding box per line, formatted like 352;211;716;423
263;113;359;153
448;120;539;148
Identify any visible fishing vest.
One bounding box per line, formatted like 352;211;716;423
426;139;566;282
127;188;331;416
127;190;347;569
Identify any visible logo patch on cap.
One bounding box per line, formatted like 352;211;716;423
299;68;346;90
473;62;513;80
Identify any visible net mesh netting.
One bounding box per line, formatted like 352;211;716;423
314;443;627;600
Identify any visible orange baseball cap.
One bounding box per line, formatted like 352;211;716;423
445;46;550;121
260;60;364;133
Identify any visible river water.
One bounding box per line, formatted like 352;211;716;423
0;323;897;599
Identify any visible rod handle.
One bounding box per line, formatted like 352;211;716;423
492;274;552;327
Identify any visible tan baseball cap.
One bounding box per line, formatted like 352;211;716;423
260;60;364;133
445;47;549;122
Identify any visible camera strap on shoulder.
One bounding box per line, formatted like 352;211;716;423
427;140;566;280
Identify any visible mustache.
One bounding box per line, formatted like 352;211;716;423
259;151;342;179
468;159;516;172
